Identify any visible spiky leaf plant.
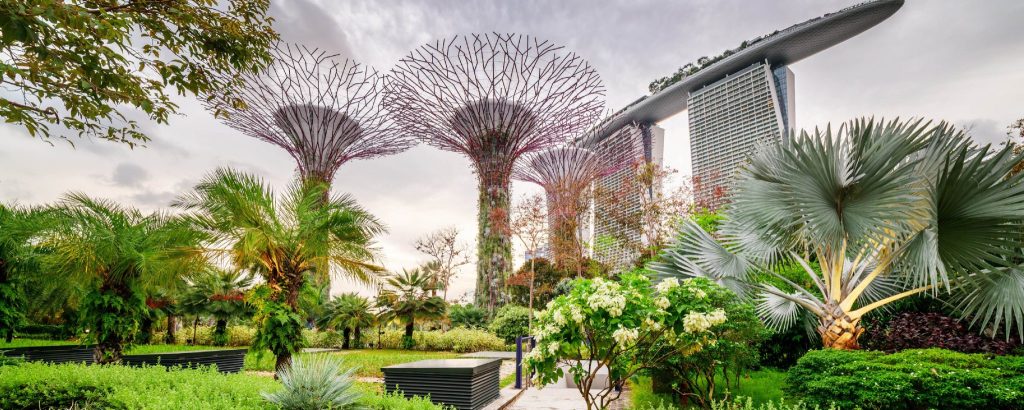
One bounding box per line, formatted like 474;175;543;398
652;118;1024;349
262;354;363;409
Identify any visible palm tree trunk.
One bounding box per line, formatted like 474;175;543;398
275;351;292;373
818;313;864;350
354;326;362;349
191;315;199;345
403;317;415;349
165;314;177;344
214;318;228;346
342;327;351;350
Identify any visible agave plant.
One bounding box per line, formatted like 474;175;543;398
652;118;1024;349
262;354;363;409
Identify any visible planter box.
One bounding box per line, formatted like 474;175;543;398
122;348;247;373
383;358;502;410
1;344;96;364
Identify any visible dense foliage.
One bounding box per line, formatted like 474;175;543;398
176;169;384;371
862;312;1020;354
488;304;531;344
181;269;252;346
650;279;769;408
378;268;446;349
38;195;206;363
375;328;506;353
787;349;1024;410
652;118;1024;349
0;0;277;144
0;361;446;409
263;354;361;409
320;293;374;349
525;273;741;410
447;304;488;329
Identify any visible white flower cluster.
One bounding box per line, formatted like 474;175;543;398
655;278;680;293
569;305;584;324
683;309;728;333
612;326;639;345
590;279;626;317
655;296;671;310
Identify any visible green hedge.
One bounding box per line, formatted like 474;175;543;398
786;348;1024;410
0;362;447;409
375;328;507;352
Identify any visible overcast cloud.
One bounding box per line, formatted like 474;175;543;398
1;0;1022;300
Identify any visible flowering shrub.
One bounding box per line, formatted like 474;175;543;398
524;272;736;410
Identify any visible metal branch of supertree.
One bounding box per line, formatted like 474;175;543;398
205;43;414;184
382;33;605;312
382;33;606;173
514;145;622;215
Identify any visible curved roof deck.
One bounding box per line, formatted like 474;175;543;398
584;0;904;145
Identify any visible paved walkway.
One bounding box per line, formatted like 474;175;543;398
460;351;517;360
507;386;630;410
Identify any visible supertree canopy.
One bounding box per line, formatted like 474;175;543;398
514;146;622;271
205;43;414;186
383;33;605;313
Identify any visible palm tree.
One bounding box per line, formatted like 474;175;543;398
181;268;253;346
38;194;207;363
652;118;1024;349
0;204;46;343
320;293;374;349
379;268;446;349
175;168;385;371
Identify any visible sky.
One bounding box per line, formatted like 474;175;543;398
2;0;1022;301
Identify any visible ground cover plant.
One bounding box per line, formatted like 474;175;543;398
0;361;448;410
786;348;1024;410
243;349;459;378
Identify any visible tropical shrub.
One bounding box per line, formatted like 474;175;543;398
375;328;506;352
378;268;446;349
649;279;769;408
0;205;45;344
786;348;1024;410
862;312;1019;354
304;329;345;349
0;361;446;409
320;293;374;349
263;354;361;409
448;304;488;329
180;269;253;346
38;195;207;363
488;304;531;344
0;362;278;409
154;325;256;347
177;169;384;371
525;273;741;410
651;118;1024;349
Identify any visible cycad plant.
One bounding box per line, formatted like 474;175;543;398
39;194;207;362
262;354;363;409
175;168;385;371
320;293;374;349
181;268;253;346
652;118;1024;349
378;268;446;349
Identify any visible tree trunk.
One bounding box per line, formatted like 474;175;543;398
191;316;199;345
405;320;414;339
275;351;292;374
528;259;535;332
342;327;351;350
354;326;362;349
165;314;177;344
213;318;228;346
475;156;512;316
818;313;864;350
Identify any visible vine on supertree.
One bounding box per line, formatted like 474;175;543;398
204;43;414;187
514;144;625;274
383;33;605;314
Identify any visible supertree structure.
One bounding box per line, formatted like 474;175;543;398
383;33;604;313
514;145;623;272
205;43;413;187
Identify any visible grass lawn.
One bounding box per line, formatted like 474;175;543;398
629;369;787;409
0;338;78;348
245;349;460;377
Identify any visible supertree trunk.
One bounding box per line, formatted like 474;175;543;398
475;161;512;312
